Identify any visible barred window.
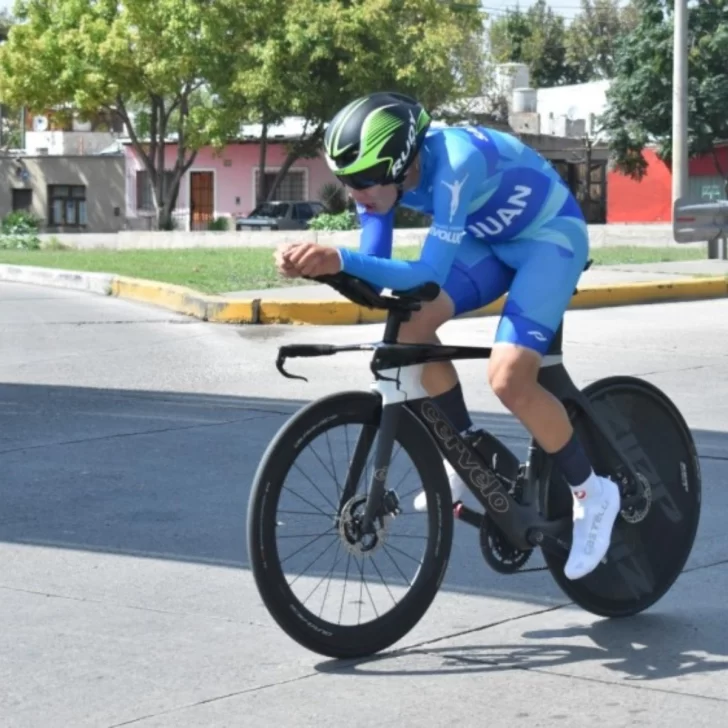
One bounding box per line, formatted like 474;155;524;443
254;169;306;203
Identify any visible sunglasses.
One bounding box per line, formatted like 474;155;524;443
337;172;382;191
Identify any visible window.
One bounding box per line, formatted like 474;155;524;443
12;189;32;212
292;203;317;222
136;170;176;211
48;185;87;226
254;169;306;203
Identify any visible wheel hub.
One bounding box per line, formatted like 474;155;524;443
337;492;397;557
621;472;652;524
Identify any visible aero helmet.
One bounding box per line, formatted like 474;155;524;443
323;92;431;190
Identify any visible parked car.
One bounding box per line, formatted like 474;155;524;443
235;200;326;231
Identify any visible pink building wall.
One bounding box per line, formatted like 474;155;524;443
124;141;340;228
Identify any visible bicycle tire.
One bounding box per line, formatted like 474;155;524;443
537;375;701;617
247;390;454;658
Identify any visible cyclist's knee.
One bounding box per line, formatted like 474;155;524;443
488;343;541;411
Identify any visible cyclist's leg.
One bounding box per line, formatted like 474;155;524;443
489;202;620;579
410;234;515;510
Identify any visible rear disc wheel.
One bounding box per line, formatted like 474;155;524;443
539;376;701;617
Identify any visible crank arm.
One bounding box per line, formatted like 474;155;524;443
526;516;571;556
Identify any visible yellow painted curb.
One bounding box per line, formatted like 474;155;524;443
112;275;257;323
568;276;728;308
5;264;726;325
111;273;728;325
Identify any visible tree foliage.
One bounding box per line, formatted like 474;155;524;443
565;0;640;81
601;0;728;182
233;0;487;200
0;0;261;227
0;0;486;216
488;0;637;88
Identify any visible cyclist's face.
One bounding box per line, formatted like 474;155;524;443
348;184;398;214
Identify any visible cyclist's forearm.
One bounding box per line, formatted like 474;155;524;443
338;248;441;290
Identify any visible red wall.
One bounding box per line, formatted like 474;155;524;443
607;145;728;223
607;148;672;223
688;146;728;176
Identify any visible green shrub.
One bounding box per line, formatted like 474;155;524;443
307;211;358;231
0;210;41;249
208;217;230;231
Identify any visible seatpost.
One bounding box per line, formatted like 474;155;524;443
382;308;410;343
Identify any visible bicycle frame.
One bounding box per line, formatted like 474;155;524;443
275;274;644;556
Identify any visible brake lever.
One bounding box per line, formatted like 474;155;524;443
276;354;308;382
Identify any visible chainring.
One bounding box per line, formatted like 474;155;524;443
479;514;534;574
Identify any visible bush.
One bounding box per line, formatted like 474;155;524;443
307;211;358;231
1;210;40;234
208;217;230;231
0;210;41;249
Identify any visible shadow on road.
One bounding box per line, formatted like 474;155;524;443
1;382;726;611
315;610;728;683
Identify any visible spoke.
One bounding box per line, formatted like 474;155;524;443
339;551;352;624
300;541;345;609
291;461;338;513
382;542;414;587
383;540;424;565
287;532;340;588
306;439;340;500
367;553;399;608
324;429;341;501
279;528;336;567
319;541;344;619
280;486;332;519
354;556;379;623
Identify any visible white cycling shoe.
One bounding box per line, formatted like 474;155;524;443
413;461;466;512
564;476;622;580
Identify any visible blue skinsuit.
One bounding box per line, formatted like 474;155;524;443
337;126;588;354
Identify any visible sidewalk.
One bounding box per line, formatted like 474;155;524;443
1;259;727;326
224;259;728;301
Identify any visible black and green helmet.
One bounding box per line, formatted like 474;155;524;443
323;92;431;190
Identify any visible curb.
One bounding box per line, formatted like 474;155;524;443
1;264;727;325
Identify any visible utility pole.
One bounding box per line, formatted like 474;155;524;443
672;0;688;207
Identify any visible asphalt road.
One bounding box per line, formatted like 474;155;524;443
2;281;728;727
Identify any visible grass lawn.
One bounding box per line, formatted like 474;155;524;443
0;243;707;295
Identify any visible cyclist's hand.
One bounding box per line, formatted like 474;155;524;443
276;243;341;278
274;243;300;278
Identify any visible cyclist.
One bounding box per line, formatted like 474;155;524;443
274;91;621;581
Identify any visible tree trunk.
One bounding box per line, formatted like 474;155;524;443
265;123;325;202
257;119;268;205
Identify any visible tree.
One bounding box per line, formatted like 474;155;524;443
565;0;639;81
234;0;487;201
0;0;261;228
601;0;728;189
488;0;575;88
0;9;22;150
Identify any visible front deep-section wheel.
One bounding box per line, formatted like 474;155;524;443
539;376;701;617
247;391;454;659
